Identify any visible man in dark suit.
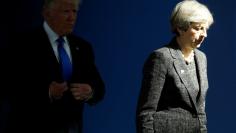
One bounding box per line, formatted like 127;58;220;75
6;0;105;132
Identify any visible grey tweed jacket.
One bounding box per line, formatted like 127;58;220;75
137;38;209;133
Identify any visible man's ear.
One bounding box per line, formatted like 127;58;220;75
42;7;50;18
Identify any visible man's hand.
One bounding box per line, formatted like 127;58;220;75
70;83;93;101
49;81;68;99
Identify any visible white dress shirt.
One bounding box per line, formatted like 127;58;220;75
43;21;72;62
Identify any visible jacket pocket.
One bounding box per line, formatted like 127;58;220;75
153;110;200;133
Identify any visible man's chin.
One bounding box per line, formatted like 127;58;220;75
63;29;73;35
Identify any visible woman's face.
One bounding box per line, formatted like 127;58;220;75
180;22;209;49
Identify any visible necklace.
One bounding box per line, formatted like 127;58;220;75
182;51;194;64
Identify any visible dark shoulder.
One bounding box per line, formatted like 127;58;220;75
67;34;95;58
67;34;92;47
12;27;46;45
17;27;45;37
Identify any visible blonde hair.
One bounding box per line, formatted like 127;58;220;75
170;0;214;35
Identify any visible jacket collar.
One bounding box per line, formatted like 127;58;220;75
168;37;202;113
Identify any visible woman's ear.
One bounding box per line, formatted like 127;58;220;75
176;28;183;35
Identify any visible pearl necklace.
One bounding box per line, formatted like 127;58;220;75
182;51;194;64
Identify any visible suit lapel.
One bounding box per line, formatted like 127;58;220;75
168;40;199;113
194;50;207;104
67;35;80;67
39;28;63;81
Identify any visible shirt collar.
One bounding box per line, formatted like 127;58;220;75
43;21;66;44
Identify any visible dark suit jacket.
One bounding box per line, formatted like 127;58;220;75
6;27;105;133
137;38;209;133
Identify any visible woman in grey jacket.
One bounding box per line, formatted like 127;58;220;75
137;1;214;133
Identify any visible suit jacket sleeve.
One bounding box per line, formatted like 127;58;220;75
85;44;105;105
71;37;105;105
137;51;168;133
